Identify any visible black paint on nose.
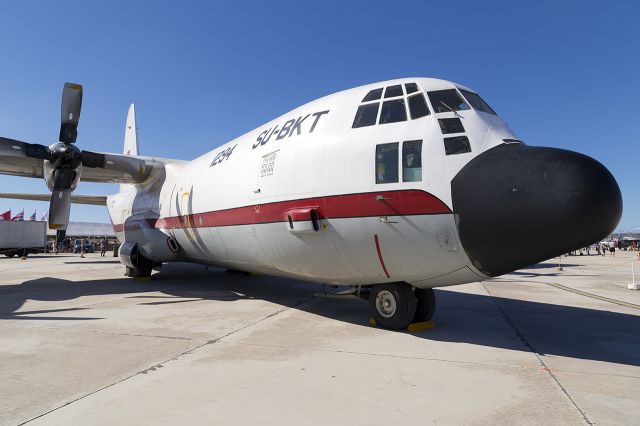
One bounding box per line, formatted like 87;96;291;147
451;143;622;277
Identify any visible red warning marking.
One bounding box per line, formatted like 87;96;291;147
374;234;391;278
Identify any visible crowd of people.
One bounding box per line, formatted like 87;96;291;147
49;237;112;257
568;240;639;258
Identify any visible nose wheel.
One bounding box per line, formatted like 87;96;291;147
369;283;436;330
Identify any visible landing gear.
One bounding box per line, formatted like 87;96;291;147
120;242;156;278
124;253;154;278
368;284;436;330
413;288;436;323
369;283;416;330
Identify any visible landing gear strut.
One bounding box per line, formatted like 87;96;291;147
368;283;436;330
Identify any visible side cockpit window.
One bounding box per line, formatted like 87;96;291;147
375;140;423;184
402;140;422;182
352;82;430;128
375;143;399;184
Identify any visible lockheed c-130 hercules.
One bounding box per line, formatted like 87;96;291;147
0;78;622;330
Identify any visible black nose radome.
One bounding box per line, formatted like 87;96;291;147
451;143;622;277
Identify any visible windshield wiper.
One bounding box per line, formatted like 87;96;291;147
440;101;462;118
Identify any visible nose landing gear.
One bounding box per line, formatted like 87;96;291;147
369;283;435;330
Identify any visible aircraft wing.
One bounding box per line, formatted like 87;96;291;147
0;193;107;205
0;137;180;184
0;137;45;178
77;151;166;184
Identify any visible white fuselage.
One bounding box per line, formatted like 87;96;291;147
107;77;519;288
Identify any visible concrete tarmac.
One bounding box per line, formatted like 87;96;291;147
1;251;639;425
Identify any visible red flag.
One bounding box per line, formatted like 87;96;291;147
27;211;36;221
11;210;24;221
0;210;10;221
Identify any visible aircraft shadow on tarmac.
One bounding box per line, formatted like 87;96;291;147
0;262;638;367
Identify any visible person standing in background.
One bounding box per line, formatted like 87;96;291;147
100;238;108;257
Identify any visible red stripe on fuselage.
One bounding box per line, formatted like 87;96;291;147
112;189;451;232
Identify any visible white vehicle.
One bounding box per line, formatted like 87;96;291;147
0;79;622;329
0;220;47;257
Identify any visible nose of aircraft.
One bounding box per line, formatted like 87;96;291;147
451;143;622;277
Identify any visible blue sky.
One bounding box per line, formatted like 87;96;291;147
0;0;638;230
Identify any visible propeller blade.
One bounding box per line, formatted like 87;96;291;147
49;189;71;230
59;82;83;143
48;168;75;229
0;137;51;160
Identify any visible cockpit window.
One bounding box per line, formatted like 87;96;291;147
362;88;383;102
379;99;407;124
402;140;422;182
438;118;464;134
459;89;497;115
353;103;379;128
375;143;399;184
384;85;403;98
353;83;427;128
408;93;430;119
405;83;418;94
428;89;470;113
444;136;471;155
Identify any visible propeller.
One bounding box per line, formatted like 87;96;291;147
0;82;107;230
48;83;83;229
59;83;82;144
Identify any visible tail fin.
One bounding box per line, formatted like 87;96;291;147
120;104;138;192
123;104;138;156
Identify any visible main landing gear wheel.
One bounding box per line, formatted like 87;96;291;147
369;283;417;330
413;288;436;323
125;254;153;278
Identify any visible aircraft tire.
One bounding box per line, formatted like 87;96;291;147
369;283;417;330
413;288;436;323
125;255;153;278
